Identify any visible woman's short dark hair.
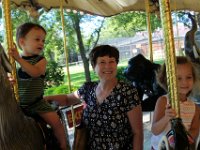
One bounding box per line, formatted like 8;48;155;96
16;22;46;49
89;45;119;68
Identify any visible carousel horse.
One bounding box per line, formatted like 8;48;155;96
184;12;200;106
0;44;63;150
0;44;44;149
124;54;166;111
184;12;200;63
184;13;200;150
158;118;193;150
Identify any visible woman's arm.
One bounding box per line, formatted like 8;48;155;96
151;96;176;135
127;104;143;150
44;91;81;106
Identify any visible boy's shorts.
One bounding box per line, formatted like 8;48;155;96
20;99;55;116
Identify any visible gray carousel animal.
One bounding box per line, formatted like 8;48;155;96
184;13;200;63
184;13;200;105
0;44;44;150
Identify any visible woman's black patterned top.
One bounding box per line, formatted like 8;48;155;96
77;81;140;150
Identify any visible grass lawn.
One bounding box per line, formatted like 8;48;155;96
44;59;128;95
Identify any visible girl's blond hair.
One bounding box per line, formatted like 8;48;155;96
157;56;200;96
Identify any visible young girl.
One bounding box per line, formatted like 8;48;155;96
9;22;67;150
151;56;200;150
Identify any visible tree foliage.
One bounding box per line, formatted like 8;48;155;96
100;12;161;40
63;12;105;82
175;11;200;28
45;60;64;88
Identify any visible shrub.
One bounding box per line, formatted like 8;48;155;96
117;66;129;82
45;60;64;88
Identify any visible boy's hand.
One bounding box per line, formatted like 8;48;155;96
7;73;16;85
9;44;21;61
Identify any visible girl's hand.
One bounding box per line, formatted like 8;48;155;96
164;104;176;121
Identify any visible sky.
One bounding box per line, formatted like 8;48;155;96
80;16;104;36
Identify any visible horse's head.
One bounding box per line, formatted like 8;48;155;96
0;44;13;104
0;44;12;73
124;54;160;82
184;12;200;63
124;54;165;111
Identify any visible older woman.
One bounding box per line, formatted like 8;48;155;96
45;45;143;150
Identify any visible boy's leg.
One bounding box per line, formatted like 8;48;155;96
39;111;67;150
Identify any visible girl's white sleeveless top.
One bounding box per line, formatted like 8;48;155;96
151;95;196;150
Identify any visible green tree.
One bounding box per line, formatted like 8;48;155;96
65;12;104;82
172;11;200;29
39;10;104;83
100;12;161;40
45;60;64;88
39;10;67;87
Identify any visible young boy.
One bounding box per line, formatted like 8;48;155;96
10;22;67;150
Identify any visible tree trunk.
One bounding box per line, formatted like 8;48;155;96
72;14;91;82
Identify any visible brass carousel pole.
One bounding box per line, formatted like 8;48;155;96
59;1;73;149
145;0;153;62
158;0;180;117
59;0;72;93
145;0;154;123
158;3;191;149
2;0;19;102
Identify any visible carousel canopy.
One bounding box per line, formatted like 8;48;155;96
11;0;200;17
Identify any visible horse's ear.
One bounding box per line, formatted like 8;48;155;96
135;54;145;60
0;44;12;73
128;53;146;64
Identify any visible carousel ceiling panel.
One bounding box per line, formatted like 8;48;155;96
11;0;200;16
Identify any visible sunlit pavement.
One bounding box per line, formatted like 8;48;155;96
143;112;153;150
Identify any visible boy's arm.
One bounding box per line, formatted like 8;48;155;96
44;92;81;106
9;46;46;77
17;57;47;77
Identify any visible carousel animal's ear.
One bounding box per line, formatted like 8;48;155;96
0;44;12;73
